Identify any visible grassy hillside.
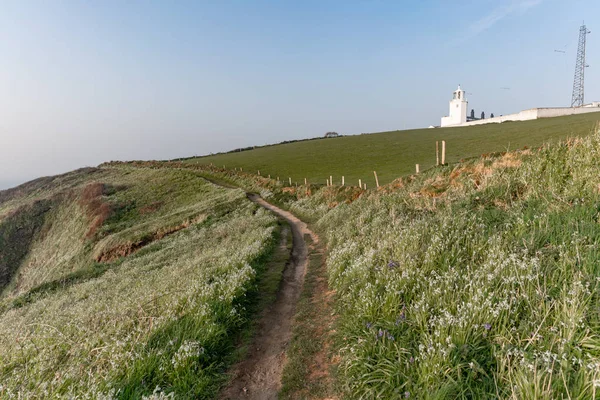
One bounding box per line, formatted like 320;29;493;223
238;124;600;398
187;112;600;188
4;116;600;398
105;121;600;398
0;166;279;399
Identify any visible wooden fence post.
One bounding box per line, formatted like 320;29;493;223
416;164;420;174
373;171;380;188
289;177;292;185
364;183;367;190
442;140;446;165
258;170;260;175
304;178;307;185
342;176;345;186
436;141;439;166
359;178;362;188
330;176;333;187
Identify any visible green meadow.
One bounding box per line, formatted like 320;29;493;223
187;112;600;188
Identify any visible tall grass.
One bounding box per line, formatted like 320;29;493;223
282;125;600;398
0;169;278;399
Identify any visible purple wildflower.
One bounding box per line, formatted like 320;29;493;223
387;260;399;269
484;323;492;331
366;322;372;329
404;391;410;398
409;356;414;363
386;332;395;341
396;310;406;325
378;329;384;338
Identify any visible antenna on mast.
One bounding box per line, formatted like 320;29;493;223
571;23;591;107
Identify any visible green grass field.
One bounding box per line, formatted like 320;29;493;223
221;127;600;398
187;113;600;188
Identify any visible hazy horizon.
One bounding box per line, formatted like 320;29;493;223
1;0;599;190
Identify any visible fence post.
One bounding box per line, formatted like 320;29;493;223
373;171;380;188
342;176;345;186
258;170;260;175
359;178;362;188
330;176;333;187
442;140;446;165
289;177;292;185
364;183;367;190
416;164;420;174
304;178;307;185
436;141;439;166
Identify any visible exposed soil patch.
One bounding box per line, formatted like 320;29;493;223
94;215;206;262
221;194;319;400
79;183;113;238
279;234;338;400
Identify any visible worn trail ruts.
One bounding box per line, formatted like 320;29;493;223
221;194;319;400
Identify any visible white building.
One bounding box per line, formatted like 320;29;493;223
440;85;468;127
439;85;600;128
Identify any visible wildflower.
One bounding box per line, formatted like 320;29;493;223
404;391;410;398
409;356;415;363
172;341;204;369
483;323;492;331
366;322;372;329
396;310;406;326
377;329;384;338
387;332;395;341
387;260;399;269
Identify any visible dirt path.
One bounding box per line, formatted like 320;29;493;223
221;194;319;400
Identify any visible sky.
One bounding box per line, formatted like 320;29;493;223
1;0;599;189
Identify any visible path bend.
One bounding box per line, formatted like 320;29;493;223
221;193;319;399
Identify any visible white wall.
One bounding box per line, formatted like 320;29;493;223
459;109;539;127
446;106;600;128
537;107;600;118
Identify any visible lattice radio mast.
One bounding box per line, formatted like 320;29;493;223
571;23;591;107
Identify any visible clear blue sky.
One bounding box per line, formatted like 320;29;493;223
1;0;598;189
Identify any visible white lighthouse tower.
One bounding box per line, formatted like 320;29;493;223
441;85;468;127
